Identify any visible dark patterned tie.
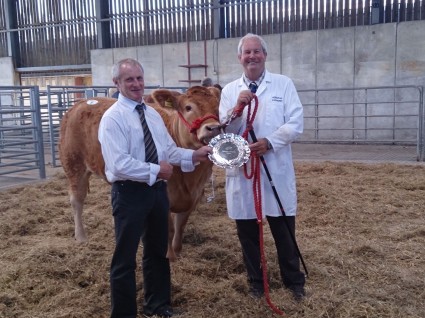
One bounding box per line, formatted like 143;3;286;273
249;82;258;93
135;104;158;164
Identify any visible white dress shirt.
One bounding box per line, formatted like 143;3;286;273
98;95;195;185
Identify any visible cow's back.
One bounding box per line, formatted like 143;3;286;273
59;98;115;179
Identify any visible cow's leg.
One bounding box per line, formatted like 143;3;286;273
68;170;91;243
167;213;178;262
172;211;191;257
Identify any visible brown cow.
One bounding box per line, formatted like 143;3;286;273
59;86;221;261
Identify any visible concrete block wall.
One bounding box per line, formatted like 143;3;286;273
0;57;19;86
92;21;425;91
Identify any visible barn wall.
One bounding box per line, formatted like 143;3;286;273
91;21;425;91
1;21;423;91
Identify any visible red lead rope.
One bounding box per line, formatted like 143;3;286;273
241;96;285;316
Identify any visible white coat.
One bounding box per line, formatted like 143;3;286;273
219;70;303;219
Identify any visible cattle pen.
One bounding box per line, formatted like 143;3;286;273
1;83;424;188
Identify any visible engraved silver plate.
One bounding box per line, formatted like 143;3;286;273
208;133;251;168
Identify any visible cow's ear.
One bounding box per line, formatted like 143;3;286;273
144;94;155;104
150;89;180;110
207;87;221;101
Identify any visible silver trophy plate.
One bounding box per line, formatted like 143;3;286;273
208;133;251;168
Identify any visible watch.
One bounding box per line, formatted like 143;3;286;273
266;138;273;150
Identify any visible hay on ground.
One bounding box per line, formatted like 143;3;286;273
0;162;424;318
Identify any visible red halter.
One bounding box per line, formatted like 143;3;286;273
177;112;219;143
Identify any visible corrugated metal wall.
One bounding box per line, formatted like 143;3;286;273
1;0;425;69
0;0;8;57
14;0;98;67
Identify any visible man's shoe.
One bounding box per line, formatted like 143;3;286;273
289;286;305;301
248;287;264;299
143;307;179;317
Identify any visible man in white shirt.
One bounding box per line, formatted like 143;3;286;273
98;58;211;318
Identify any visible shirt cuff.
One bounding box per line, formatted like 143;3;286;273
149;163;161;185
180;150;196;172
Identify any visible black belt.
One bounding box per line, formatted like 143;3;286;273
113;180;165;189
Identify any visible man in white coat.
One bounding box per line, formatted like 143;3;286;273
219;33;306;301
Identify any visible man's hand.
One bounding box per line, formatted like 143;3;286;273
249;138;271;157
234;90;255;117
157;160;173;180
192;146;212;163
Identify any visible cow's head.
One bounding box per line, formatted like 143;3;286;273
148;86;221;149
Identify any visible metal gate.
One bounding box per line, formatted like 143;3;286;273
0;86;45;178
298;85;425;161
1;84;424;185
44;85;117;168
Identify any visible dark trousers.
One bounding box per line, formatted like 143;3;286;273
110;180;170;318
236;216;305;291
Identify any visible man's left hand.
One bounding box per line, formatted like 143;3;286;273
193;146;212;162
249;138;270;156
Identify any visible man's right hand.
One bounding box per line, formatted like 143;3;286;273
234;90;255;116
157;161;173;180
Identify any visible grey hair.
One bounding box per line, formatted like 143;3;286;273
237;33;268;55
112;58;144;81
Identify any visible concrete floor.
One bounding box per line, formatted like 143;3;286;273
291;143;422;164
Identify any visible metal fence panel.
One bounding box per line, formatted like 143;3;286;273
1;84;424;184
298;85;425;161
0;86;46;178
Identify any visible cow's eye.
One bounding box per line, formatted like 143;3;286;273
185;105;192;112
